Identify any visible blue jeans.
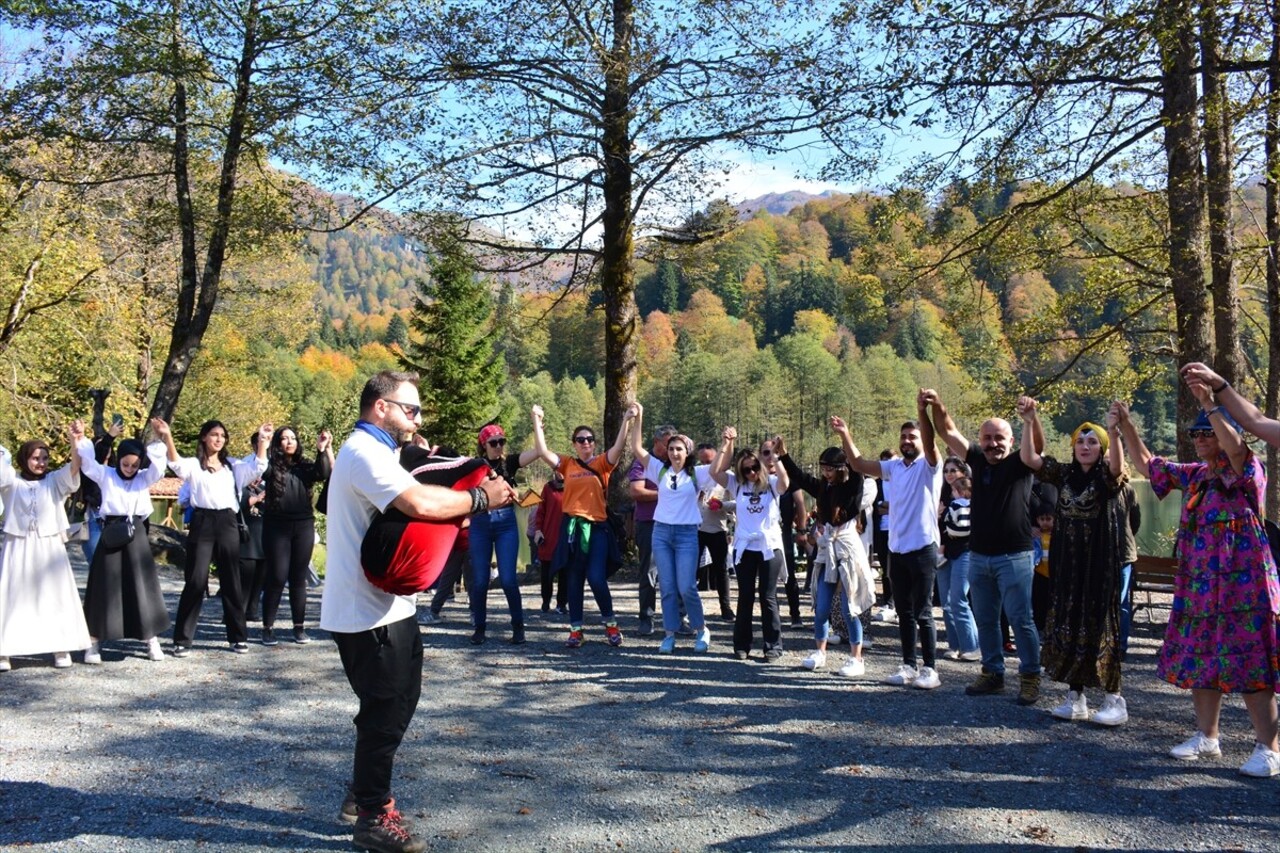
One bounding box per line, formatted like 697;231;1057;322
653;522;703;633
564;520;614;627
937;552;979;653
80;510;103;565
469;507;523;631
969;550;1040;676
1118;562;1133;656
813;578;861;646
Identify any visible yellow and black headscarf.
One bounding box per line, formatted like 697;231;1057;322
1071;422;1108;457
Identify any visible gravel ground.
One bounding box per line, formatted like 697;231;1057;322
1;548;1277;852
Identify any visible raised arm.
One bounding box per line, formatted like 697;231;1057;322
626;401;649;467
775;435;822;497
530;405;559;468
1105;407;1123;479
67;420;84;480
916;389;940;465
774;453;791;494
709;425;735;488
928;391;970;459
1112;401;1152;479
830;415;882;478
1182;362;1280;447
1017;396;1044;471
607;402;636;467
150;417;179;464
1189;377;1247;474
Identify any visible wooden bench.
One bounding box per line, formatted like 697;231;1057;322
1131;555;1178;622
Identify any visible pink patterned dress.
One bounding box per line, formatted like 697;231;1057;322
1148;452;1280;692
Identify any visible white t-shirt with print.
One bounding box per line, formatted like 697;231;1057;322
320;429;420;634
725;472;783;561
646;458;713;526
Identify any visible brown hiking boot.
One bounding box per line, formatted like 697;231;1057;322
352;798;425;853
1016;673;1042;706
964;670;1005;695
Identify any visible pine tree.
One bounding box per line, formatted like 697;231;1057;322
401;234;503;449
384;313;409;348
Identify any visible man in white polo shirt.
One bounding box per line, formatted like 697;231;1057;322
322;370;515;853
832;389;944;690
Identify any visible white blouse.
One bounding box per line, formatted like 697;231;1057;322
77;438;168;518
0;463;78;538
168;452;267;511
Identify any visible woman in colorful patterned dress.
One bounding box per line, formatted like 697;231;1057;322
1114;392;1280;778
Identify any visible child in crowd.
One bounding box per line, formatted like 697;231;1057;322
1031;502;1054;632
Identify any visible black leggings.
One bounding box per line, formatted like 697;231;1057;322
261;517;316;628
174;508;245;645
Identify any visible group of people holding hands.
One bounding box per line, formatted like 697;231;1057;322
0;359;1277;789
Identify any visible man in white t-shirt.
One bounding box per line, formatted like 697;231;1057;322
832;389;944;691
322;370;515;853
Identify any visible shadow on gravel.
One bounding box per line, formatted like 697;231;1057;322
0;781;347;849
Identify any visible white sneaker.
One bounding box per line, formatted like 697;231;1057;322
838;657;865;677
958;650;982;662
912;666;941;690
0;656;9;672
943;650;962;661
884;664;918;686
1091;694;1128;727
83;642;102;665
1239;743;1280;778
802;650;827;670
876;606;898;625
1050;690;1089;721
147;637;165;662
53;652;72;669
1169;731;1222;761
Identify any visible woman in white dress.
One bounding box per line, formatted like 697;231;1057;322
78;419;171;663
0;424;91;670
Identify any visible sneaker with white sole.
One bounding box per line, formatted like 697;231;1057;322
0;656;9;672
883;664;918;686
958;650;982;662
801;649;827;670
53;652;72;668
1239;742;1280;778
838;657;865;677
147;637;165;662
1169;731;1221;761
693;627;712;653
1050;690;1089;721
1091;693;1128;727
83;642;102;665
912;666;941;690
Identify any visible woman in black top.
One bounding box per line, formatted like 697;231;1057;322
260;426;332;645
777;435;873;676
469;423;541;645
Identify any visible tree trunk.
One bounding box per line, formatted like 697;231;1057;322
1266;0;1280;518
1201;2;1243;385
148;0;258;422
1159;0;1213;462
600;0;637;453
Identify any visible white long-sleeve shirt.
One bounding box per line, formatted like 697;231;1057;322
76;438;168;518
168;452;267;511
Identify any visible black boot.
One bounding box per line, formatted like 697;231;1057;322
509;622;526;645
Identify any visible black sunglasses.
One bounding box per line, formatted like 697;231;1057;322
487;438;507;447
743;464;761;474
1189;428;1215;439
382;399;421;418
669;474;679;490
760;449;775;457
573;435;596;444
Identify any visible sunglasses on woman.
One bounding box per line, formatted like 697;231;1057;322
1188;428;1215;439
487;438;506;447
573;435;596;444
742;464;760;474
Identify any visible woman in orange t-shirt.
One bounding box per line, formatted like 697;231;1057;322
531;405;634;649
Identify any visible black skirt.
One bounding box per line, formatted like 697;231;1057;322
83;517;171;641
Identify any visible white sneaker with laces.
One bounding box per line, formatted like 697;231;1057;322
1091;693;1128;727
1050;690;1089;721
958;650;982;661
802;650;827;670
884;664;918;686
1239;743;1280;778
912;666;941;689
83;642;102;665
1169;731;1221;761
147;637;165;662
53;652;72;668
838;657;865;677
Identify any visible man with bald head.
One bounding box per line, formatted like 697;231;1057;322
928;391;1042;706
